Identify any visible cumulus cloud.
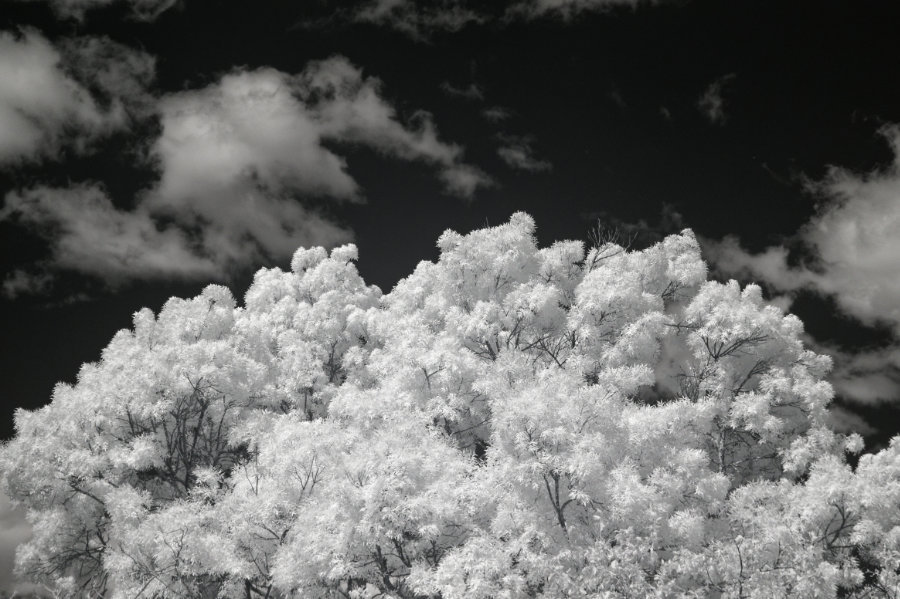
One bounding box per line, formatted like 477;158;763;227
496;135;552;172
2;56;489;294
697;73;735;125
15;0;178;21
707;126;900;334
0;29;153;165
705;125;900;410
151;58;489;204
152;67;359;203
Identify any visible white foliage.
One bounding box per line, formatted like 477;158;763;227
1;213;896;598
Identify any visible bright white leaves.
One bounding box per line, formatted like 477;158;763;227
570;228;706;378
2;213;898;598
0;245;378;597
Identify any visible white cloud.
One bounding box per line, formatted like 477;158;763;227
697;73;735;125
496;135;552;172
1;183;353;290
799;129;900;332
440;164;494;198
1;184;222;283
705;125;900;410
2;56;490;293
151;67;359;203
800;337;897;440
0;29;153;165
302;59;484;188
706;126;900;335
151;57;489;204
16;0;178;21
703;237;801;290
826;344;900;406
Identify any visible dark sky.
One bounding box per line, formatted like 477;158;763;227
2;0;900;448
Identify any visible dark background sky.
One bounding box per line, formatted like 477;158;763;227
3;0;900;448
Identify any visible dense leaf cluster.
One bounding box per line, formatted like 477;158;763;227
2;214;898;598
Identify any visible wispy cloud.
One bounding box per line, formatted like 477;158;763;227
697;73;735;125
822;343;900;406
508;0;674;20
482;106;512;122
60;35;157;116
586;203;685;248
14;0;178;21
0;29;154;165
1;184;225;291
826;404;877;437
704;125;900;411
348;0;484;40
496;134;552;172
440;81;484;101
304;0;679;39
2;56;490;295
288;57;491;196
607;84;626;108
440;164;494;197
1;269;53;300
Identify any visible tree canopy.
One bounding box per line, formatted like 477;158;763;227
2;213;898;598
